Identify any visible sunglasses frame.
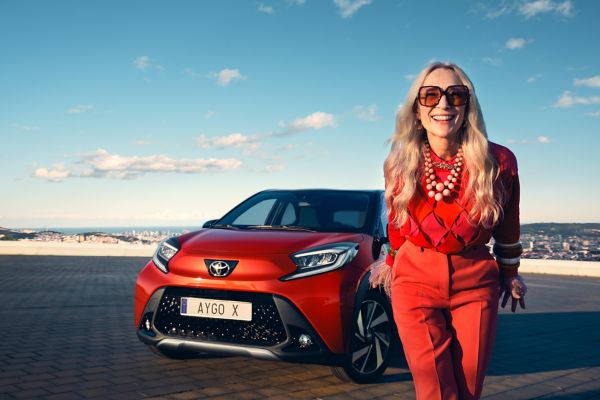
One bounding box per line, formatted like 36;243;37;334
417;85;470;107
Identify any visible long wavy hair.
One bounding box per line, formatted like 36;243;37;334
384;61;504;229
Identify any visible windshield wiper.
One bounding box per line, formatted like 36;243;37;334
247;225;317;232
211;224;245;230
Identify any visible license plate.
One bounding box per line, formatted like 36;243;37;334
180;297;252;321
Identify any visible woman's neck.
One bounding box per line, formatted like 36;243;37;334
426;133;460;160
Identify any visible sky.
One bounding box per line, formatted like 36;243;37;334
1;0;599;228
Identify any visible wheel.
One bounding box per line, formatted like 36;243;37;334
331;290;396;384
147;345;202;360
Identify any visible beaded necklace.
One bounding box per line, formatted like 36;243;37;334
423;141;463;201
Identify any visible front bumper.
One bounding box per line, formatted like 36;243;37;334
137;286;345;365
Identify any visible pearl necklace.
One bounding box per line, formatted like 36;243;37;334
424;142;463;201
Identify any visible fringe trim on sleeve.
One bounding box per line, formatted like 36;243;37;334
368;259;392;298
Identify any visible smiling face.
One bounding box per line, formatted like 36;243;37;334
415;67;468;143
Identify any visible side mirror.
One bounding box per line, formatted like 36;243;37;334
202;219;218;228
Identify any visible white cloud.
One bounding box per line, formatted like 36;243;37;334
519;0;573;19
68;104;93;113
197;133;261;155
209;68;247;86
35;149;242;181
537;135;550;143
292;111;337;130
133;140;151;145
11;123;40;132
287;0;305;5
527;74;542;83
586;111;600;117
184;68;199;77
333;0;372;18
204;111;216;120
35;165;71;182
133;55;150;70
274;111;337;136
477;0;574;19
505;38;528;49
483;57;503;67
574;76;600;88
258;4;275;14
404;74;417;81
134;55;164;72
355;104;379;121
554;91;600;108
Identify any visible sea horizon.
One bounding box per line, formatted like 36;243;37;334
7;225;205;235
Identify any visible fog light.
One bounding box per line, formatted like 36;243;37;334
144;318;151;331
298;334;313;348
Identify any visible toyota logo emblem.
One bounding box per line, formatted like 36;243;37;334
209;261;230;277
205;259;238;277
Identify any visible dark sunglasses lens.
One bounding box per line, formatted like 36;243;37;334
419;87;442;106
447;86;469;106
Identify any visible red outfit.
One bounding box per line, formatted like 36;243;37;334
386;142;521;400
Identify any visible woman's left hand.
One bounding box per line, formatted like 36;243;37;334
500;275;527;312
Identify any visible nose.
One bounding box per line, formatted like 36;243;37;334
437;93;451;109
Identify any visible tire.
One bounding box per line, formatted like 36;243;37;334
331;290;396;384
147;345;202;360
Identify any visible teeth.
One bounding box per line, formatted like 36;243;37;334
432;115;453;121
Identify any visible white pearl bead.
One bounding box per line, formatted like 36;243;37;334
436;182;444;191
426;178;431;183
452;178;457;182
434;193;443;201
443;189;450;196
456;167;461;171
444;180;449;186
428;190;435;198
448;183;455;189
430;174;435;180
426;184;432;190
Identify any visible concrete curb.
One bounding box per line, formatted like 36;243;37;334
1;241;599;277
0;241;155;257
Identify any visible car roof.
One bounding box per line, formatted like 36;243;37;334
260;188;383;194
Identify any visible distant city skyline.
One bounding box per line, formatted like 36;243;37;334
1;0;599;228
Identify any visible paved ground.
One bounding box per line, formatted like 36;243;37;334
0;255;599;400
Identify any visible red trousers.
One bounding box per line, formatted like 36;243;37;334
391;241;500;400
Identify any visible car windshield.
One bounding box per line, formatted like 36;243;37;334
213;190;376;233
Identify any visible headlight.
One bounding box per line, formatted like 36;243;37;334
152;236;180;273
281;242;359;281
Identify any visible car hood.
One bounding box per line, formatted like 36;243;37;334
179;228;365;256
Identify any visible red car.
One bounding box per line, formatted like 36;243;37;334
134;189;398;383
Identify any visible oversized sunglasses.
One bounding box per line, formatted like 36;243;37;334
417;85;470;107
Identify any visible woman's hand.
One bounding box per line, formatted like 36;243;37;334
500;275;527;312
369;260;392;297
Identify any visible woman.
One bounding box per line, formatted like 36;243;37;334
370;61;527;400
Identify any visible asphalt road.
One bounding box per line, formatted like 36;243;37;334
0;255;599;399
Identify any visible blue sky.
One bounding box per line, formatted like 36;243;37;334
1;0;599;228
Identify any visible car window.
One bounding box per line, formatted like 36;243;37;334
333;210;366;228
380;191;388;237
280;202;297;225
231;198;277;225
217;190;377;233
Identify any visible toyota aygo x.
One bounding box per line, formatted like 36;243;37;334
134;189;399;383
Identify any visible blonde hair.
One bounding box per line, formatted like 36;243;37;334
384;61;504;229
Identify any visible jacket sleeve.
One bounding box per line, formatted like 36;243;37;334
492;152;522;278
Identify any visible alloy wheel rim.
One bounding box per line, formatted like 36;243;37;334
351;299;391;374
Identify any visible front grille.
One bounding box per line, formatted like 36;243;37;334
153;287;287;346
